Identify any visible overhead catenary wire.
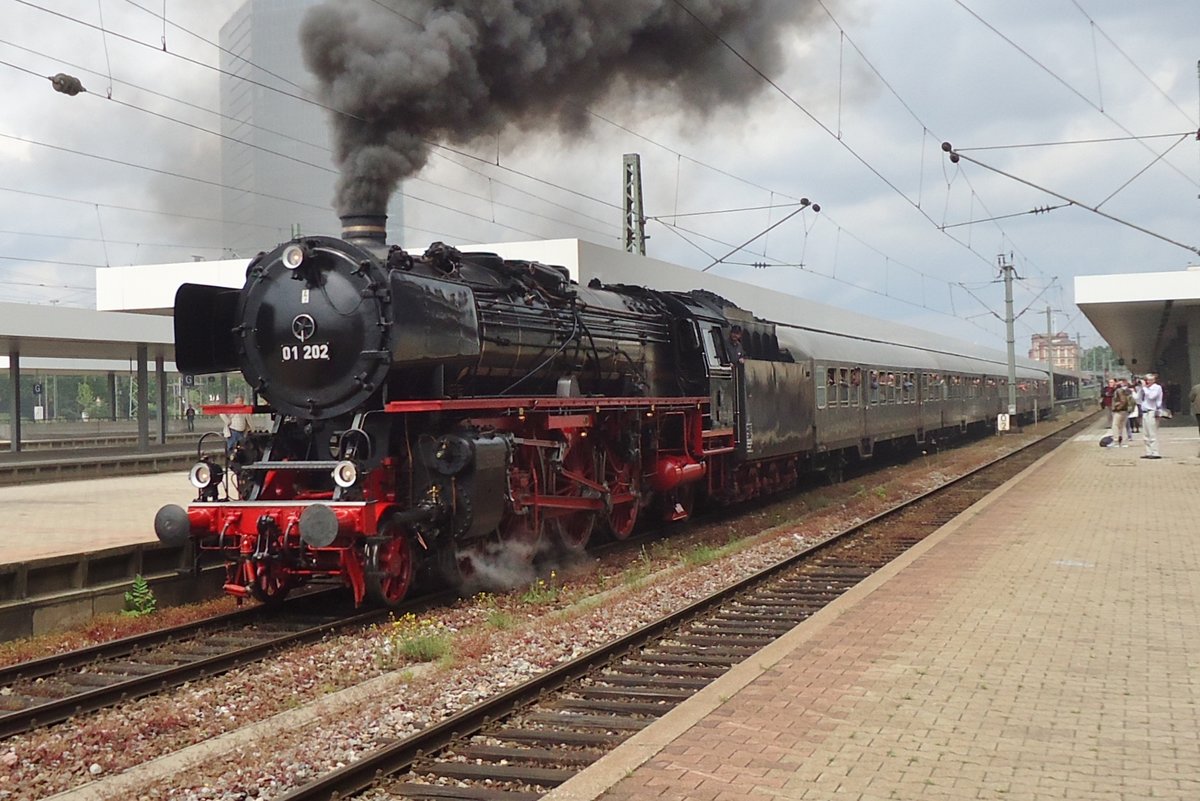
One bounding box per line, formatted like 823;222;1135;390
10;1;631;220
12;0;358;122
1068;0;1198;127
8;1;924;287
810;0;1066;292
954;131;1199;151
1;73;615;247
954;0;1200;190
700;203;813;272
670;0;1066;326
943;144;1200;255
0;55;622;243
0;0;1113;347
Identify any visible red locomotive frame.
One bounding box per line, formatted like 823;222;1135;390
185;394;732;606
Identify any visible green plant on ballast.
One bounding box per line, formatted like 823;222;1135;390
521;570;561;605
122;575;157;617
377;613;453;668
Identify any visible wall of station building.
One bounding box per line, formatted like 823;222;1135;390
1121;310;1200;413
1184;308;1200;406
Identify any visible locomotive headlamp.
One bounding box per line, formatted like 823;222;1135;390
189;461;215;489
332;459;359;488
281;243;307;270
189;459;224;501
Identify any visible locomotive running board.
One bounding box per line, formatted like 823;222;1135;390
384;395;708;413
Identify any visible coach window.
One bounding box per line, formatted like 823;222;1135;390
850;367;862;406
816;366;828;409
837;368;849;405
869;370;880;405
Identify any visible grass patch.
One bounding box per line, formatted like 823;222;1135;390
682;544;723;567
621;546;656;586
377;613;453;668
520;570;562;605
475;591;518;630
486;609;517;629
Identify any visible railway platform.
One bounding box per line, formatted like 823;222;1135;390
0;469;210;640
546;416;1200;801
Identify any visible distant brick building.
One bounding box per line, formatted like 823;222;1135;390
1029;332;1079;372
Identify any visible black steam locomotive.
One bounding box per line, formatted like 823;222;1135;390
155;215;1053;607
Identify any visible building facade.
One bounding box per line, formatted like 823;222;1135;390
219;0;403;256
1028;332;1080;372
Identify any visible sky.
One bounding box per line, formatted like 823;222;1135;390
1;0;1198;357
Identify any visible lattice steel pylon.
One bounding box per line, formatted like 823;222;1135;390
623;153;646;255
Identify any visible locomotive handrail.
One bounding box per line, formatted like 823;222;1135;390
240;460;342;471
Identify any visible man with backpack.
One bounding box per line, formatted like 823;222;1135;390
1108;380;1132;447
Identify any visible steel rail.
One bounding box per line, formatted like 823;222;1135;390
0;591;391;739
276;416;1091;800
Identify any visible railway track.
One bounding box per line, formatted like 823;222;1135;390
0;591;391;738
273;417;1088;801
0;432;222;486
0;431;213;454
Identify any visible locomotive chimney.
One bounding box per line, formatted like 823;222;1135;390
340;212;388;249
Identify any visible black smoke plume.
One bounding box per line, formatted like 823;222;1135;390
301;0;813;215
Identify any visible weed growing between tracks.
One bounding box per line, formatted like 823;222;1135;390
122;575;157;617
376;614;454;668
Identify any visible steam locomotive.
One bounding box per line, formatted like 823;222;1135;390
155;214;1055;607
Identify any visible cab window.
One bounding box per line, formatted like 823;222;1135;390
703;326;729;369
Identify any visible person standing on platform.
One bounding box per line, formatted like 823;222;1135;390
221;395;251;456
1101;378;1116;428
185;405;195;433
1190;381;1200;456
1108;381;1131;447
1128;378;1142;437
1139;373;1164;459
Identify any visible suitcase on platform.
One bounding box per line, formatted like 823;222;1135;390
1099;435;1113;447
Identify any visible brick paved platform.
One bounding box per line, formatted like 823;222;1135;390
547;417;1200;801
